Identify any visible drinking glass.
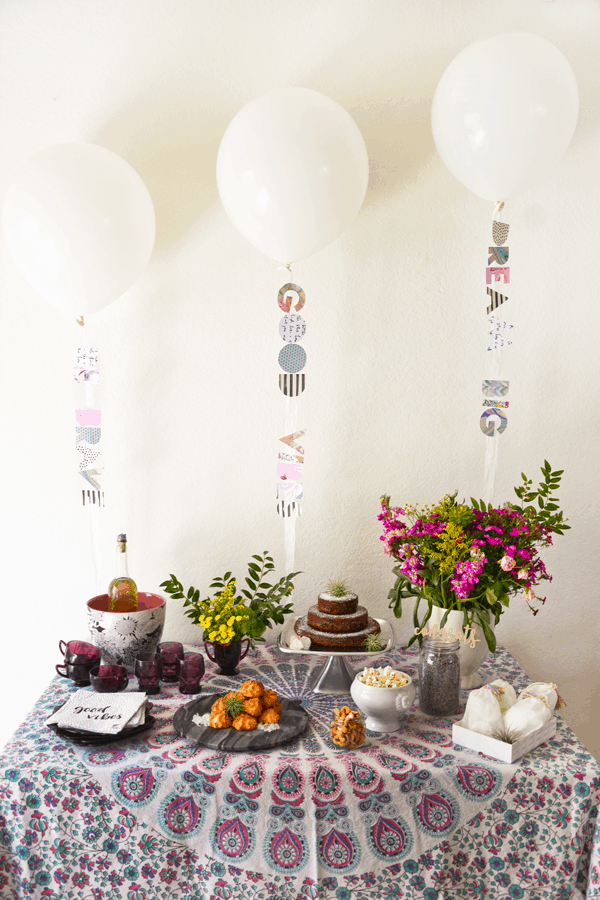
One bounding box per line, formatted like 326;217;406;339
158;642;184;682
135;652;163;694
178;653;205;694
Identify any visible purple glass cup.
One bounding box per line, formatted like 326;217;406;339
178;653;205;694
90;664;128;693
158;642;184;683
135;653;163;695
59;640;101;666
56;661;95;686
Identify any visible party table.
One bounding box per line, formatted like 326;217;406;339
0;644;598;900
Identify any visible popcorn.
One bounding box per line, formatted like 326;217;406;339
356;665;409;688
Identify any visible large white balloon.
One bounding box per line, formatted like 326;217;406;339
3;142;156;317
431;33;579;201
217;87;369;263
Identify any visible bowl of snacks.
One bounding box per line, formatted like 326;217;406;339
350;665;416;733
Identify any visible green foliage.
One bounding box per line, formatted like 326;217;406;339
161;552;300;647
510;460;570;536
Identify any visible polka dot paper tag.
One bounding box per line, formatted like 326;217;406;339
278;344;306;374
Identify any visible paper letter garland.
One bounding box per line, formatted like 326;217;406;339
481;215;512;438
277;284;307;521
74;345;104;506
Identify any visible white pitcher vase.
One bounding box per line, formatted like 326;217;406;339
425;605;493;690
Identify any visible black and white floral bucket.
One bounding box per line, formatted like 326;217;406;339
87;593;166;672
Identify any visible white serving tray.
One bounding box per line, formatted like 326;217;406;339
452;716;557;763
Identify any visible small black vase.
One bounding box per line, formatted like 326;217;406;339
204;638;250;675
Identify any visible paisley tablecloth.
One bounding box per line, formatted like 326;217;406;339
0;644;598;900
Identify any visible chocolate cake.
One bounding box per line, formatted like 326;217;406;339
307;605;368;633
317;592;358;615
295;590;381;650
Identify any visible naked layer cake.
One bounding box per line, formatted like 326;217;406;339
295;590;381;649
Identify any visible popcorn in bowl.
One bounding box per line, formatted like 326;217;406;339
351;665;416;733
356;665;409;688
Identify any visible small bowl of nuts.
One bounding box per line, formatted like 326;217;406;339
330;706;365;748
350;665;416;733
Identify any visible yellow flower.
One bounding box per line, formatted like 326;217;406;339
209;631;217;640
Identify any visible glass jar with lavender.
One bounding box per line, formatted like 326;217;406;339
419;637;461;716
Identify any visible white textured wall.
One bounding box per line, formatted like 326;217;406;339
1;0;598;757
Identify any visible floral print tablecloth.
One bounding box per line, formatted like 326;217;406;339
0;644;598;900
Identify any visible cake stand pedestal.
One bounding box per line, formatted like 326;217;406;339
309;655;357;694
277;617;395;694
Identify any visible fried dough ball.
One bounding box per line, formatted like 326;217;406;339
261;689;279;708
243;697;263;718
232;714;258;731
209;711;233;729
239;680;264;699
259;708;280;725
271;702;282;717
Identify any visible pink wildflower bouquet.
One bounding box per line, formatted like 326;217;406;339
379;461;568;653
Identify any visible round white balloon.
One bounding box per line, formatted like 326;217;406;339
217;87;369;263
3;142;156;317
431;33;579;200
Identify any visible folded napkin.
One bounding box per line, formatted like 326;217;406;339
46;690;147;735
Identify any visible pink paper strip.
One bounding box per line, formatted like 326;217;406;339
76;409;101;426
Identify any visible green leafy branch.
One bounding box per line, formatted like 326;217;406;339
161;552;300;646
510;460;570;536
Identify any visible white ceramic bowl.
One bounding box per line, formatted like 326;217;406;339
350;669;416;733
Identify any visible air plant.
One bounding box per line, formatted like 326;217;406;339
326;578;349;597
223;696;244;720
363;633;384;652
490;724;523;745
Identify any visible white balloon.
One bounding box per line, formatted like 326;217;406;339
217;87;369;263
431;33;579;200
3;142;156;317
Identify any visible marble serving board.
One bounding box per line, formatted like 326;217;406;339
173;693;310;751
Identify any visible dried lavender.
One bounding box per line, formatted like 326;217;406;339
419;639;461;716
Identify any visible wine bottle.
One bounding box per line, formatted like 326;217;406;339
108;534;138;612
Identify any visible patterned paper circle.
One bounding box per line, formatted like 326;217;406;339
277;283;306;312
278;344;306;374
279;314;306;343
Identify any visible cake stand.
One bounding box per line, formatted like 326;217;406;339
277;616;395;694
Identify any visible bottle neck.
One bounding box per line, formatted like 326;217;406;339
116;543;129;577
